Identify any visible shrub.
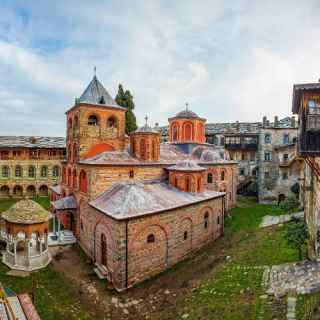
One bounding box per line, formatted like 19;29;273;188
280;196;300;212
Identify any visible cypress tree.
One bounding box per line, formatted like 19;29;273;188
115;84;138;134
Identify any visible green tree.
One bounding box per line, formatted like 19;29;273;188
115;84;137;134
283;218;309;260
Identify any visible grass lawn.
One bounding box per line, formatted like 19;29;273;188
175;197;300;320
0;197;94;320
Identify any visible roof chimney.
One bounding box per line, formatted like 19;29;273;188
274;116;279;127
263;116;267;127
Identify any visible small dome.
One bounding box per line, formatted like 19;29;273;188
2;199;50;225
174;110;200;119
135;124;158;134
200;149;224;162
168;160;206;171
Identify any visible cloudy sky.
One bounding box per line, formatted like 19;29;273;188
0;0;320;136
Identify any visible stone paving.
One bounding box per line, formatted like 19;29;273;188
267;260;320;298
259;211;304;228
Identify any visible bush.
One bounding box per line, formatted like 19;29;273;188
280;196;300;212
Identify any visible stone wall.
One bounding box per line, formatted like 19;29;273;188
258;127;301;203
78;195;224;291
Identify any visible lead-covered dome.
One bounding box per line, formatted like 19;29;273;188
167;160;206;171
174;109;201;119
200;149;224;162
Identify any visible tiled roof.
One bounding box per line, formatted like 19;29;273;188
51;196;77;210
1;200;50;224
0;136;65;148
79;143;234;166
77;75;125;109
90;181;224;220
168;160;206;171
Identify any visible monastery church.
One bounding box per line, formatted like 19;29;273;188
50;75;238;291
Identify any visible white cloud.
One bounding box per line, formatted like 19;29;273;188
1;0;320;135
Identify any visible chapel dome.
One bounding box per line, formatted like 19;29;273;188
174;110;201;119
200;149;224;162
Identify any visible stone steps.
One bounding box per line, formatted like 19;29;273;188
94;263;108;280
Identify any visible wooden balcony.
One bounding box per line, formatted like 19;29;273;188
224;143;258;151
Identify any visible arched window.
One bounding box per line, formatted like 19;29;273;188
13;185;23;196
152;140;157;159
53;166;60;177
68;118;72;130
172;124;179;141
204;212;209;229
217;215;220;225
183;231;188;240
185;176;191;192
15;166;22;177
74;115;78;128
79;170;88;193
101;234;107;266
140;139;146;159
207;173;213;184
68;144;72;161
28;166;36;178
41;166;48;177
73;144;78;162
67;168;72;186
174;177;178;188
73;169;77;188
220;170;225;181
107;116;118;128
88;115;98;126
147;234;155;243
62;167;66;183
184;123;193;141
129;170;134;178
197;177;202;192
2;166;10;178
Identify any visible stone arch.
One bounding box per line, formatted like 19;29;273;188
26;185;36;197
39;185;48;197
95;222;116;272
13;185;23;197
107;115;118;128
129;224;168;284
88;114;99;126
0;185;9;197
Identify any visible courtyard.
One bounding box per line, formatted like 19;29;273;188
0;196;315;319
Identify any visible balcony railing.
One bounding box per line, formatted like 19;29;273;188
224;143;258;151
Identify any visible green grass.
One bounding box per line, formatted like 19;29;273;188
0;197;94;320
177;197;299;320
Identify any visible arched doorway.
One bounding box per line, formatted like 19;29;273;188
0;186;9;197
39;185;48;197
26;185;36;198
278;194;286;205
13;185;23;197
101;233;107;267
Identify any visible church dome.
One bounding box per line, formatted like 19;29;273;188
135;124;158;134
200;149;224;162
174;110;200;119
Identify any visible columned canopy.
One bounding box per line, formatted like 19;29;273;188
1;199;51;271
